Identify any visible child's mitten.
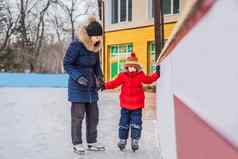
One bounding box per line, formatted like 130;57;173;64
156;65;160;74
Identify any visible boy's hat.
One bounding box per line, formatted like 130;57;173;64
124;52;142;70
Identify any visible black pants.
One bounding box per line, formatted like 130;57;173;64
71;102;99;145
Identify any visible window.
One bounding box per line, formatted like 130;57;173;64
110;44;133;79
128;0;132;21
149;0;180;18
120;0;127;21
173;0;180;14
163;0;180;15
112;0;119;24
111;0;132;24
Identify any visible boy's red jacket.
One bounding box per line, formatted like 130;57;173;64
104;71;159;110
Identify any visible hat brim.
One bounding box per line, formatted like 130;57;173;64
124;63;142;70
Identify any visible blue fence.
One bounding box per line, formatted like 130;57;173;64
0;73;68;87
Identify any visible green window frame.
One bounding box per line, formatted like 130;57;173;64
149;41;156;73
110;43;133;79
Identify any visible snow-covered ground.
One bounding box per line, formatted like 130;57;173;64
0;88;160;159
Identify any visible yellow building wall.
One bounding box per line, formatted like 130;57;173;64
104;23;176;81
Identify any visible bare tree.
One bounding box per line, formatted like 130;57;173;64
34;0;51;58
56;0;95;40
14;0;57;71
0;0;18;53
97;0;102;20
47;3;67;43
0;0;99;73
46;4;68;73
0;0;6;34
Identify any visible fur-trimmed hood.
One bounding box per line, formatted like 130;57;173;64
78;17;103;53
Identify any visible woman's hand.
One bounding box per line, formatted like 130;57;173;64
97;77;105;91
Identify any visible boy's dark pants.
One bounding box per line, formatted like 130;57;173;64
119;108;143;140
71;102;99;145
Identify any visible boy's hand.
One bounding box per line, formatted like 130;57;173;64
100;84;105;91
77;76;88;86
97;83;105;91
156;65;160;74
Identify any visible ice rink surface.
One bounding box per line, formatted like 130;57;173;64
0;88;160;159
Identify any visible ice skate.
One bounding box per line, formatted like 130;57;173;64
117;139;127;151
73;144;86;155
131;139;139;152
87;142;105;151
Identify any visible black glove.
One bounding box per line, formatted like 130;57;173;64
77;76;88;86
97;77;105;91
156;65;160;74
100;83;105;91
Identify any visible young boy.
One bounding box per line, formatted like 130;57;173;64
101;52;160;152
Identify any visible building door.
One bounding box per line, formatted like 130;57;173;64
110;43;133;79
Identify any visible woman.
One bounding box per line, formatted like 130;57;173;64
64;17;105;154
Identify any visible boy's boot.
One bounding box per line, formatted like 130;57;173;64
117;139;127;151
131;139;139;152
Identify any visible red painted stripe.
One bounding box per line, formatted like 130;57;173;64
174;95;238;159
